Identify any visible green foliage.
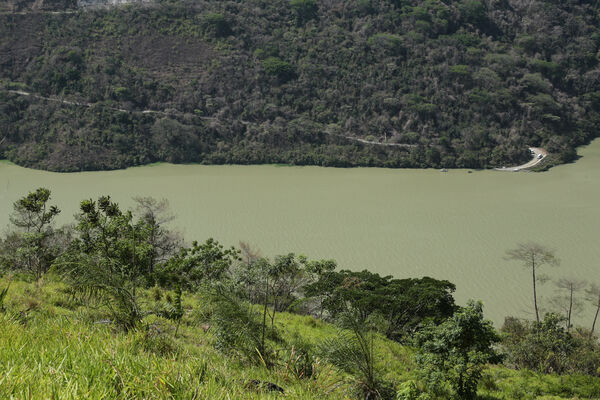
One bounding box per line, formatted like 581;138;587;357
367;34;405;56
0;188;62;280
458;1;486;28
501;314;600;376
305;270;456;340
1;184;600;399
211;285;280;367
56;196;154;330
450;65;470;76
159;238;239;291
415;301;499;399
202;13;231;37
290;0;318;24
320;310;395;399
262;57;295;82
1;0;599;170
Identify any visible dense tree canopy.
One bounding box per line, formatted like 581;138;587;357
1;0;599;171
305;269;457;340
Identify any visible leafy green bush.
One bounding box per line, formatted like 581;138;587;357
501;313;600;376
202;13;231;37
262;57;295;82
415;301;499;399
367;34;405;56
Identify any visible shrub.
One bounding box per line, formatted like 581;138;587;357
211;285;280;367
202;13;231;37
501;313;600;375
415;301;499;400
320;310;395;399
290;0;318;24
262;57;295;82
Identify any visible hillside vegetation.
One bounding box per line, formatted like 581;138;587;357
2;188;600;399
2;278;600;399
1;0;599;171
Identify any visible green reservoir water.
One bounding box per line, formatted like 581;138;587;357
1;141;599;325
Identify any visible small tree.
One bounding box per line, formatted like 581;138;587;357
57;196;153;330
505;242;559;323
0;188;62;280
303;258;337;317
415;301;499;400
553;278;586;331
265;253;310;326
157;238;238;334
585;284;600;336
160;238;239;290
233;241;263;303
262;57;295;82
133;196;181;278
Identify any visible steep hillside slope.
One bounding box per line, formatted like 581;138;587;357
1;0;599;171
2;277;600;399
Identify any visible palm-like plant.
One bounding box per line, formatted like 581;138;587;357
211;284;280;367
320;310;393;399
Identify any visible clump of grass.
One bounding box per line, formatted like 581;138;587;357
133;323;180;356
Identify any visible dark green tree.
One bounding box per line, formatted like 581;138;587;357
202;13;231;37
305;269;456;339
262;57;295;82
415;301;499;400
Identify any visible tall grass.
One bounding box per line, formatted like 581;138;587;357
1;277;599;399
0;278;352;399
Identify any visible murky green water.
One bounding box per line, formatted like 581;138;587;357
1;141;599;326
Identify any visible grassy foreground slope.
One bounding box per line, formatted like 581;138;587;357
1;277;600;400
1;0;600;171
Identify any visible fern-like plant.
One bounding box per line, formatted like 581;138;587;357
319;310;394;399
211;284;280;367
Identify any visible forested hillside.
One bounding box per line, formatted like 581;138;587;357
1;0;599;171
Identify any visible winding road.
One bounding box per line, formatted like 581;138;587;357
494;147;548;171
4;88;417;148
